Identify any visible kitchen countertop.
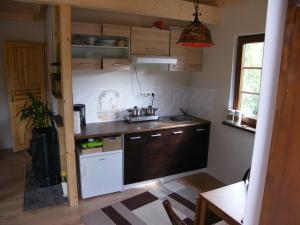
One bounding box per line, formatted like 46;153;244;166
74;116;210;140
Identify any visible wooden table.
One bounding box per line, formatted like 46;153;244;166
195;182;248;225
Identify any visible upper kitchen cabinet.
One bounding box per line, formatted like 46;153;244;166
131;27;170;56
169;30;187;71
71;22;130;71
186;47;203;72
102;24;130;38
72;22;102;36
169;30;203;72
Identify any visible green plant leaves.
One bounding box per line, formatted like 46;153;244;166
17;93;54;134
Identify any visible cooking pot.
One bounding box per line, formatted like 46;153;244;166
127;106;141;117
142;106;158;116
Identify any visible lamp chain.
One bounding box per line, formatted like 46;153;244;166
193;0;201;22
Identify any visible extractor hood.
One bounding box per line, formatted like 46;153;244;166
131;55;177;64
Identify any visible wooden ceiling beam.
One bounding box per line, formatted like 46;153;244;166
16;0;220;24
0;1;46;21
184;0;243;7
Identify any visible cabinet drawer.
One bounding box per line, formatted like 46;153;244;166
131;27;170;56
103;59;130;71
72;58;102;70
103;24;130;37
103;136;122;152
72;22;102;36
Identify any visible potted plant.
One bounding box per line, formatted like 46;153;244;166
18;93;61;187
61;171;68;197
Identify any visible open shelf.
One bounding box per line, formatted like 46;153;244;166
72;44;128;49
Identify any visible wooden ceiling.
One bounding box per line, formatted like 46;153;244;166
0;0;46;21
0;0;242;22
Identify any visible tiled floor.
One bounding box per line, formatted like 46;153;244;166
0;150;223;225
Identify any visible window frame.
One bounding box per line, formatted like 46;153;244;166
233;33;265;128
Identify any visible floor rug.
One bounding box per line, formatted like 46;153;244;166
81;181;199;225
23;164;67;211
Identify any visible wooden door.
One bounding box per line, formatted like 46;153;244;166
4;42;46;152
260;1;300;224
131;27;170;56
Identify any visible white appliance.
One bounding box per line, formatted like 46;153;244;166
78;150;123;199
131;55;177;64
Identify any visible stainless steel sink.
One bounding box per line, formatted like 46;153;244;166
169;115;194;122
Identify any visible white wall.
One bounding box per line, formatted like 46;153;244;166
190;0;268;184
0;20;45;149
244;0;287;224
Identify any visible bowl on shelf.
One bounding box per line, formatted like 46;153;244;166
87;36;97;45
96;39;116;46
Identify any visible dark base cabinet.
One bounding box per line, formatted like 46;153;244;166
124;124;210;185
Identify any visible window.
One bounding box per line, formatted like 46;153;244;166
234;34;265;128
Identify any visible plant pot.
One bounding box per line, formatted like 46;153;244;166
61;182;68;197
31;126;61;187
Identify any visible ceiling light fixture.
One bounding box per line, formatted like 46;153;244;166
177;0;214;47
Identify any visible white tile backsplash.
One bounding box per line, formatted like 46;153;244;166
72;67;214;123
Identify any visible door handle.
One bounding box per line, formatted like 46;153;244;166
151;134;161;138
130;136;141;140
80;163;87;177
173;131;183;135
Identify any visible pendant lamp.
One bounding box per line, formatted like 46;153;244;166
177;0;214;47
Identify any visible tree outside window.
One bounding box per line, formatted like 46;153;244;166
234;34;265;128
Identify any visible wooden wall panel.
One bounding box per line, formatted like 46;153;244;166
260;1;300;224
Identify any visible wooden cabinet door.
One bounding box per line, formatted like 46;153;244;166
169;30;187;71
131;27;170;56
124;133;145;185
186;47;203;72
72;58;102;70
143;130;171;180
165;127;192;175
4;42;46;152
186;124;210;170
72;22;102;35
102;59;131;71
103;24;130;37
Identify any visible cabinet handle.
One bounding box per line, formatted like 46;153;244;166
81;163;87;177
175;65;184;68
196;128;206;132
130;136;141;140
98;158;105;161
112;63;123;66
151;134;161;137
173;131;183;135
